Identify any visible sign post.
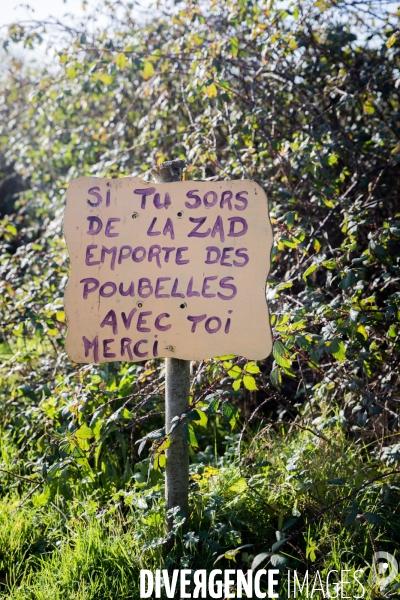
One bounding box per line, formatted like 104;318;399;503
63;159;273;529
151;160;191;528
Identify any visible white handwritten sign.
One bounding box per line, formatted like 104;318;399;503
63;177;273;362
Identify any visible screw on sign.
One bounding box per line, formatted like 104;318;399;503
63;159;273;527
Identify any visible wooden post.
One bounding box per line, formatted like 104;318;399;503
150;159;190;528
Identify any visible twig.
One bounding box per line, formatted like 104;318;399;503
0;467;41;484
14;483;42;510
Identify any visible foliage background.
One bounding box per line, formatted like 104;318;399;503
0;0;399;597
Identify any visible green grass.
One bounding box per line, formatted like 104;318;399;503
0;424;399;598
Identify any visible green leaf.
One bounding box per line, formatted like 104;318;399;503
282;518;298;532
230;37;239;57
182;423;198;447
364;99;375;115
206;398;220;415
222;401;239;429
228;365;242;378
285;211;297;230
193;408;208;428
329;338;346;362
206;83;218;98
121;408;134;419
232;379;241;391
99;73;112;85
327;153;339;166
229;477;247;493
306;539;317;562
142;62;155;79
270;366;282;389
345;511;358;527
244;361;260;374
386;33;397;48
67;65;76;79
243;375;258;390
364;512;383;525
303;264;317;281
271;553;290;568
115;52;128;70
147;428;165;440
184;409;202;421
339;270;357;290
273;341;291;368
75;424;94;440
280;236;297;248
323;259;337;270
271;539;287;552
252;552;270;571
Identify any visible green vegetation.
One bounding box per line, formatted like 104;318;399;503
0;0;400;597
1;426;399;598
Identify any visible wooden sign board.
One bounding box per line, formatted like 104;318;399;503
63;177;273;363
